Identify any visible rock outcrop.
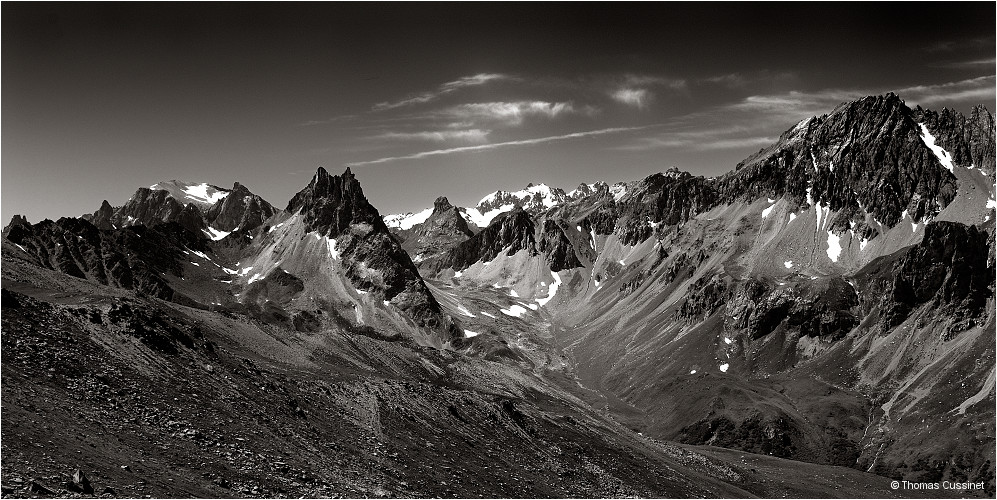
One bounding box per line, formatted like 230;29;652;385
717;93;961;227
3;217;206;300
435;207;537;271
204;182;277;232
400;196;473;261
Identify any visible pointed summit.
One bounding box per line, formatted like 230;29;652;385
398;196;473;262
286;166;381;237
2;214;30;240
432;196;454;215
85;200;116;230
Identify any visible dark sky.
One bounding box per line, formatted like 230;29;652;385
4;2;995;222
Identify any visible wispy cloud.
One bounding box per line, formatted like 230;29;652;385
925;36;995;53
898;75;996;107
440;101;585;126
611;88;651;109
608;74;686;109
622;74;687;89
298;114;359;127
701;70;797;88
375;129;491;143
616;124;775;152
373;73;508;111
929;58;997;70
346;126;651;166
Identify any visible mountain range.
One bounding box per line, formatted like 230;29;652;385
2;93;994;498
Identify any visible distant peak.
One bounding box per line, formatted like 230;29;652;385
7;214;28;227
433;196;454;215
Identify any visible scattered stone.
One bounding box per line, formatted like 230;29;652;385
102;486;117;496
73;468;94;494
27;480;55;495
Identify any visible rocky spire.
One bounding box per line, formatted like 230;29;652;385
432;196;454;215
286;167;381;237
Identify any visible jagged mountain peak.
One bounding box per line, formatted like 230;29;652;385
286;167;381;237
433;196;455;215
718;92;976;229
2;214;30;239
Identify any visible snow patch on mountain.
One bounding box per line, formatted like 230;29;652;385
500;304;528;317
326;237;340;259
610;184;627;201
383;207;434;230
463;204;514;227
761;204;775;219
204;227;231;241
188;249;212;261
826;232;842;262
456;303;475;317
536;271;562;307
918;123;956;173
183;182;230;205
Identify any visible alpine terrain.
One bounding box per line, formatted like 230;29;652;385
2;94;994;498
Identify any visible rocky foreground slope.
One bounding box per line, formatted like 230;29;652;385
2;93;994;498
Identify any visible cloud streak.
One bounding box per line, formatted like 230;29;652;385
346;126;651;166
616;124;776;152
375;129;491;142
898;75;996;106
441;101;582;125
373;73;508;111
929;58;996;70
